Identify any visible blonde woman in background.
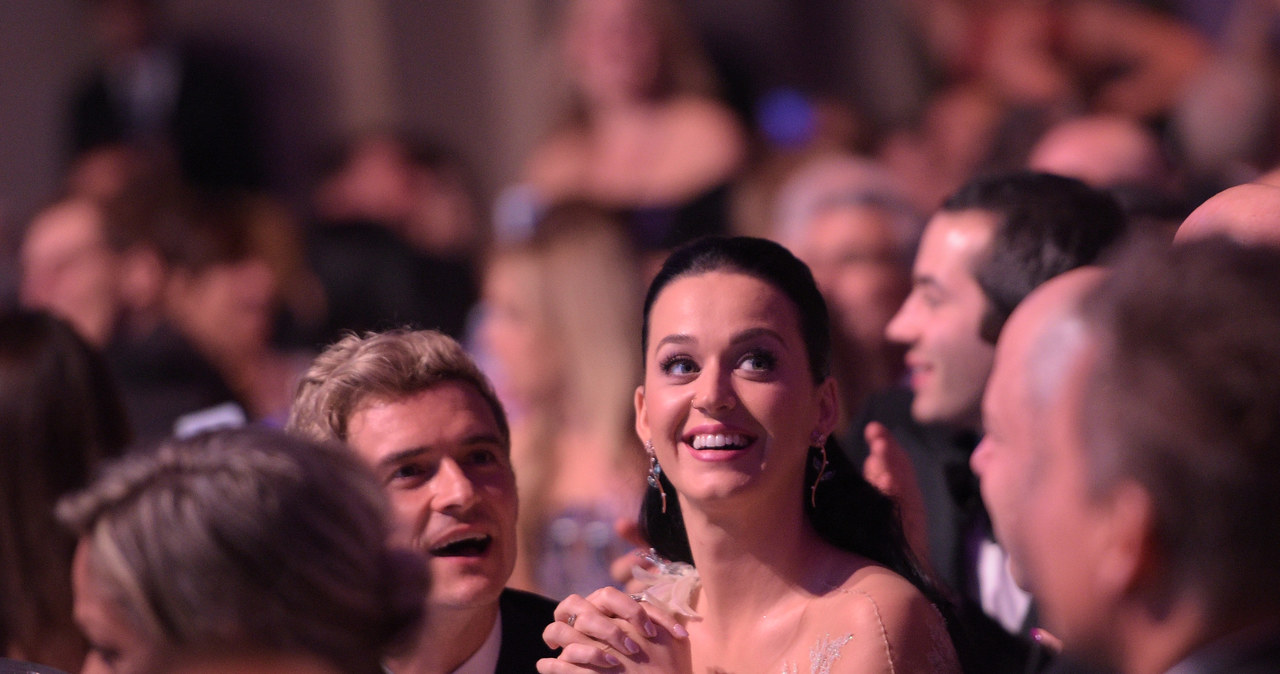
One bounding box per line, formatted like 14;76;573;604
479;203;648;598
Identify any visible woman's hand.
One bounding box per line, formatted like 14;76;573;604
538;587;691;673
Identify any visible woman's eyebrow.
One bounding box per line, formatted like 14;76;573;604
654;333;694;351
729;327;787;347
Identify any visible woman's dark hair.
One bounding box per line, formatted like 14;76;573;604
637;236;923;579
0;310;131;670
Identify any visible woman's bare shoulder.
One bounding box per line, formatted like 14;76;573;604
829;564;932;637
823;564;962;673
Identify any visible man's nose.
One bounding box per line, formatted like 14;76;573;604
884;299;917;345
970;438;991;479
431;458;477;512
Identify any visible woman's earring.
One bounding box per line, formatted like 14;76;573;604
810;435;828;508
645;440;668;514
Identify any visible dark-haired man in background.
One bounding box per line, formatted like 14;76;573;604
849;171;1128;672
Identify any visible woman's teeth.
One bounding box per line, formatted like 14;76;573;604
690;433;749;450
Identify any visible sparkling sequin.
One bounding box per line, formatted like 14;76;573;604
780;633;854;674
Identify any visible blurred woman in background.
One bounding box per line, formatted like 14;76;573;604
479;203;648;598
0;310;131;672
521;0;746;253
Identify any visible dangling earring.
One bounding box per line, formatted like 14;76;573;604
810;434;828;508
645;440;668;514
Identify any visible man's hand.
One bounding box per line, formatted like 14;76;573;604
863;421;932;571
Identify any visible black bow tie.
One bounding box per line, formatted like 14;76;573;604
943;430;985;519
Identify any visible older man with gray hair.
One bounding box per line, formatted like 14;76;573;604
972;237;1280;674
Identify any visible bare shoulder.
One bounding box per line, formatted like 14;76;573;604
825;564;962;673
834;565;934;639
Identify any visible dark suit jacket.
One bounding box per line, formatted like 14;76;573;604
0;659;69;674
1162;631;1280;674
495;588;559;673
1042;631;1280;674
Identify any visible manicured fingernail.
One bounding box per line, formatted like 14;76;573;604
673;624;689;638
623;637;640;655
605;653;621;666
644;620;658;638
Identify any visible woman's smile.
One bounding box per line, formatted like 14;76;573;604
682;425;758;461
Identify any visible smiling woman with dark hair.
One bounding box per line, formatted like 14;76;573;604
538;237;961;673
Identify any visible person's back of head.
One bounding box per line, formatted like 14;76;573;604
1176;181;1280;248
1079;237;1280;629
771;153;921;250
943;170;1128;343
0;310;129;672
57;427;425;674
1028;115;1169;192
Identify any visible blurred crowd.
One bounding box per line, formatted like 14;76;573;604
7;0;1280;672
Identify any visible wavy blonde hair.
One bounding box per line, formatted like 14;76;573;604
287;328;508;448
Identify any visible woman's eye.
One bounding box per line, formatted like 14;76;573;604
740;350;776;372
659;355;698;376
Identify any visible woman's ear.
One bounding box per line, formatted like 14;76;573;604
816;376;840;438
634;385;649;443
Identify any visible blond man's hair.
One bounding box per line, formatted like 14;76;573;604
287;329;509;447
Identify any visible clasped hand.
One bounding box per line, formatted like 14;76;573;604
537;587;691;673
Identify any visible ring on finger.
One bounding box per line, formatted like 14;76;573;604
629;593;646;603
566;613;577;628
